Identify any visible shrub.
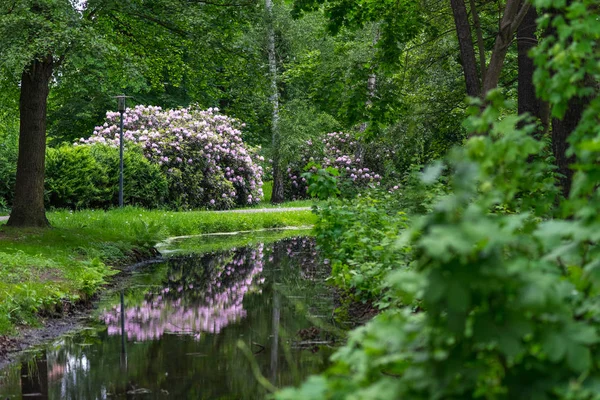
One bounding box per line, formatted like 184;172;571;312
45;144;167;209
45;145;110;209
313;189;410;303
0;130;17;208
78;105;264;209
302;163;340;200
89;145;168;209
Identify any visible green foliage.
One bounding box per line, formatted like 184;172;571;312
0;127;18;208
313;191;409;304
302;163;340;200
278;99;341;166
45;145;111;209
291;0;430;64
89;145;168;209
276;97;576;400
262;180;273;203
45;144;168;209
276;0;600;396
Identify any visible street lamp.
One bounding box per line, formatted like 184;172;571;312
116;95;127;207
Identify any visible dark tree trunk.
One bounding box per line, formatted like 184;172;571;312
546;3;593;198
271;163;285;204
469;0;487;84
551;97;585;198
450;0;480;97
7;56;53;228
517;6;549;133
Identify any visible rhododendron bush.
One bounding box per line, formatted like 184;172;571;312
78;105;264;209
285;132;385;200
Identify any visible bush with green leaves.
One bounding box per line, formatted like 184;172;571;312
302;163;341;200
277;96;584;400
276;1;600;398
45;144;167;209
313;190;410;304
0;129;17;209
88;145;168;209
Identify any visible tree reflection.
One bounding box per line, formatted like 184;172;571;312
20;350;48;399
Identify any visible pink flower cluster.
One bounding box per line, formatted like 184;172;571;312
78;105;264;209
286;132;382;199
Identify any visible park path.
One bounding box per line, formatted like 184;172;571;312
217;207;310;213
0;207;311;222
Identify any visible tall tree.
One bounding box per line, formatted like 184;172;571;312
532;1;598;198
9;56;55;227
450;0;480;97
517;4;546;128
267;0;284;203
0;0;79;227
448;0;530;99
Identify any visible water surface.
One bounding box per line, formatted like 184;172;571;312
0;236;338;399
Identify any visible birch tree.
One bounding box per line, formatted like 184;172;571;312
266;0;285;203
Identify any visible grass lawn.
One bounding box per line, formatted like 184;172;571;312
0;205;316;334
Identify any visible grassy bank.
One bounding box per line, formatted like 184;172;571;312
0;206;316;334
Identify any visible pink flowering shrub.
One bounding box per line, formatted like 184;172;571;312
285;132;383;200
78;105;264;209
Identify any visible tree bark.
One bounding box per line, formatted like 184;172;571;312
517;5;549;133
450;0;480;97
482;0;530;94
266;0;284;204
551;98;584;198
7;56;53;228
469;0;487;85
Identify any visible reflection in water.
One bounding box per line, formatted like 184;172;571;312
0;237;336;399
102;245;265;341
20;350;48;399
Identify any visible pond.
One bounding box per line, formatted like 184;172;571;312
0;234;341;399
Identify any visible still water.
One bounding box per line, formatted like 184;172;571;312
0;235;339;399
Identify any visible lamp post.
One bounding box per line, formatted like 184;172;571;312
116;95;127;207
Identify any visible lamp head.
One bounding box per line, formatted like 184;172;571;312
117;95;127;112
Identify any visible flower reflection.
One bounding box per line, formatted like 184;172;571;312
101;245;265;341
100;238;321;342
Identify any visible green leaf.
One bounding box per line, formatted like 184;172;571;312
542;332;567;362
566;343;592;373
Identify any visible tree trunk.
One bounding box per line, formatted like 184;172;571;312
546;3;593;198
266;0;284;204
469;0;487;84
450;0;480;97
482;0;530;94
551;97;585;198
7;56;53;228
517;6;549;133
